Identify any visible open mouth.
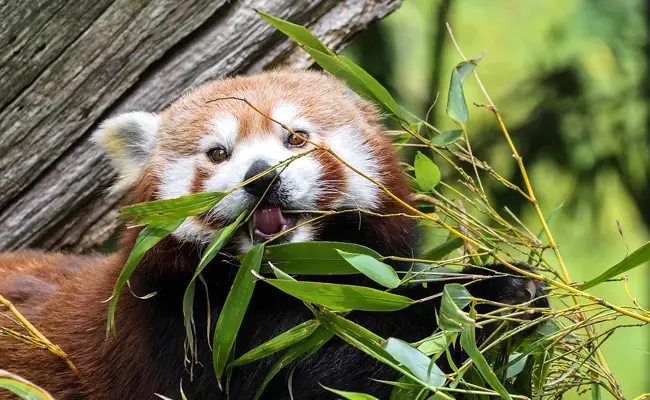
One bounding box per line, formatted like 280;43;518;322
251;204;297;243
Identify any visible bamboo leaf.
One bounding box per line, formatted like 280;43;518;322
429;130;463;147
512;353;536;397
506;353;529;378
212;244;264;381
388;377;425;400
438;284;474;333
339;55;409;122
268;262;296;281
414;152;441;192
121;191;225;221
591;383;602;400
314;309;440;389
107;218;183;336
321;385;380;400
253;326;334;400
460;324;512;400
263;241;381;275
336;250;400;288
263;279;413;312
416;332;448;359
0;370;54;400
256;10;334;56
301;47;406;122
579;241;650;290
183;212;247;362
382;338;446;387
446;61;478;127
230;320;320;367
258;10;414;124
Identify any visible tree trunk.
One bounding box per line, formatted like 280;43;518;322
0;0;401;252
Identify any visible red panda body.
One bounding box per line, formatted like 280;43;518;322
0;71;547;400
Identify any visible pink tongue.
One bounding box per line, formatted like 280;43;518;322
253;206;286;235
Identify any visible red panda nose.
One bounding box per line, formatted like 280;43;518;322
244;160;280;199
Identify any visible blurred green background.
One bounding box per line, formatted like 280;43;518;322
344;0;649;397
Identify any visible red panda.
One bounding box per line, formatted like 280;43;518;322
0;70;547;400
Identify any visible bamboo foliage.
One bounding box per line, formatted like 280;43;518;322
3;11;649;400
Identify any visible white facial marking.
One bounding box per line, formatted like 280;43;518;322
174;219;215;244
207;102;324;251
327;125;381;210
271;102;300;127
290;224;314;243
272;102;315;135
158;157;194;200
205;136;322;221
158;156;214;243
199;114;238;153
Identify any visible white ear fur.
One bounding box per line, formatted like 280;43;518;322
92;111;160;193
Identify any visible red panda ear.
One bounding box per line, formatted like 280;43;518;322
92;111;160;194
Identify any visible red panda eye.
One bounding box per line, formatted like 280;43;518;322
207;147;228;163
287;131;308;147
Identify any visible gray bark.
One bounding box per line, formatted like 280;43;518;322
0;0;401;252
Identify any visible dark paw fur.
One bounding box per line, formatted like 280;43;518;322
464;263;549;310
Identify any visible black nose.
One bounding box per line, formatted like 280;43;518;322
244;160;279;198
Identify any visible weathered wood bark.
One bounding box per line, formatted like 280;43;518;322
0;0;401;252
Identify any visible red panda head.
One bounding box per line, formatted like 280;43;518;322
94;70;414;254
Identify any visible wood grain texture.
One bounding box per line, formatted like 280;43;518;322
0;0;401;252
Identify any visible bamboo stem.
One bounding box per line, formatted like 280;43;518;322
0;294;77;373
444;22;619;397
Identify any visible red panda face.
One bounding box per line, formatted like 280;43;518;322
94;70;408;253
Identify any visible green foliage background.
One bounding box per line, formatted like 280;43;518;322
344;0;649;396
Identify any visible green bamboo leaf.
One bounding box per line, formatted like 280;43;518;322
382;338;446;387
388;376;425;400
336;250;400;288
339;55;410;123
253;326;334;400
121;191;225;220
414;152;441;192
107;218;183;336
268;262;296;281
212;244;264;381
446;61;478;127
512;353;536;397
579;241;650;290
416;332;448;359
263;279;413;312
495;321;561;379
421;238;463;261
304;48;397;113
460;324;512;400
302;47;372;96
506;353;529;378
429;130;463;147
230;319;320;367
263;241;381;275
256;10;334;56
320;385;379;400
532;348;553;396
183;212;247;361
0;370;54;400
438;284;474;333
591;383;602;400
314;309;439;389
